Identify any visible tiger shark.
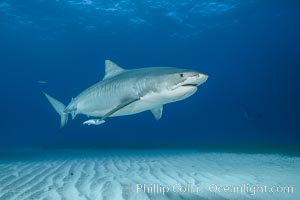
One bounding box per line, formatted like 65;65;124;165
44;60;208;127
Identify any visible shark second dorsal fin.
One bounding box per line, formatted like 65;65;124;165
103;60;125;80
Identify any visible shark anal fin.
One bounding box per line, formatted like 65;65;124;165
101;97;140;121
151;106;163;120
71;111;77;120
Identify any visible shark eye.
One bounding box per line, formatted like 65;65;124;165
180;73;184;77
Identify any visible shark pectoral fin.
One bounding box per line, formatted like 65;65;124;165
83;119;106;126
101;97;141;121
151;106;163;120
82;97;140;126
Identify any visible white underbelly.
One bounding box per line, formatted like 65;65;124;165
78;88;195;118
112;100;160;117
80;100;159;117
81;93;166;117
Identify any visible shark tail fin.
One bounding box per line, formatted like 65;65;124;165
43;92;68;128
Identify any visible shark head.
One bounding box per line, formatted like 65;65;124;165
168;71;208;89
152;68;208;103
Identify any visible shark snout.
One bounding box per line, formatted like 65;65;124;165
187;72;208;86
169;71;208;90
198;73;208;83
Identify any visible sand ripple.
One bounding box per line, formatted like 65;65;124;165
0;151;299;200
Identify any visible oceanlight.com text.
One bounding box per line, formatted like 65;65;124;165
208;183;294;195
132;183;294;196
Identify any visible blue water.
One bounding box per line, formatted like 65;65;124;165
0;0;299;151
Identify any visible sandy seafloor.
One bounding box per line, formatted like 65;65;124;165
0;150;299;200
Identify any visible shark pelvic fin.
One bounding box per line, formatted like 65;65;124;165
103;60;125;80
151;106;163;120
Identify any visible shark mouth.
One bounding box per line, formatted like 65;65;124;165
171;73;207;90
171;82;198;90
182;84;197;87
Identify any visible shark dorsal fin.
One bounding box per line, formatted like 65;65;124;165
104;60;125;80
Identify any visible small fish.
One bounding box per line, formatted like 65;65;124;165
37;80;47;84
83;119;106;125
